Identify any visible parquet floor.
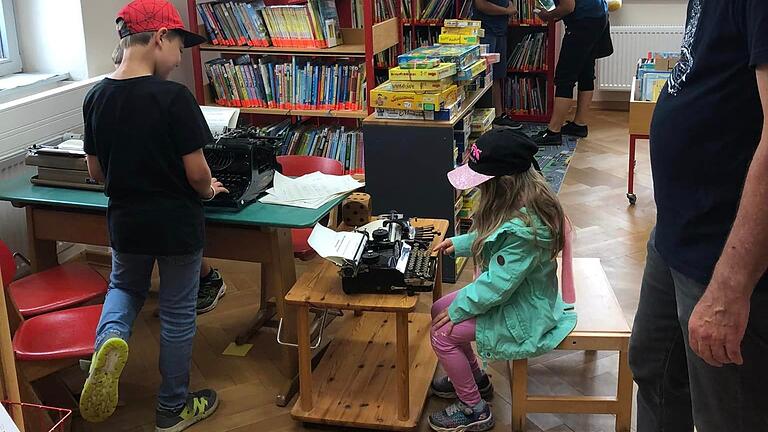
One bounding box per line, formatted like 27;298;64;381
64;110;654;432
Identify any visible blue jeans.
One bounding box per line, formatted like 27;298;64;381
95;249;203;411
629;230;768;432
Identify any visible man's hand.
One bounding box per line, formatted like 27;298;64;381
210;177;229;197
688;284;750;367
536;9;554;21
505;2;517;15
432;309;455;336
433;239;455;255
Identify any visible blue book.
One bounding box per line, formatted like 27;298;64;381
196;5;215;43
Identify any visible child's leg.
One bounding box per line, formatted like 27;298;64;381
431;316;481;406
156;250;204;411
431;291;482;374
95;251;154;347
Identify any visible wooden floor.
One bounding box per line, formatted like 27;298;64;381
64;110;654;432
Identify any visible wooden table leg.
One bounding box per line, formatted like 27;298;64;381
510;359;528;432
297;305;313;411
396;312;410;421
615;348;634;432
25;207;58;272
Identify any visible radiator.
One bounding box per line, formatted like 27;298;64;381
597;25;684;91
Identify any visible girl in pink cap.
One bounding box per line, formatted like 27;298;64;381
428;128;576;432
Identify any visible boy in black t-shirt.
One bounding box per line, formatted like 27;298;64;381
111;44;227;316
79;1;227;430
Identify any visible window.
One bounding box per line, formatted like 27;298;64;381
0;0;21;77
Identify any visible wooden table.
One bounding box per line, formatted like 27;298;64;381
285;218;449;431
0;172;348;405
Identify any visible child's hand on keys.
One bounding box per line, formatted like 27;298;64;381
432;310;455;336
433;239;455;255
210;177;229;197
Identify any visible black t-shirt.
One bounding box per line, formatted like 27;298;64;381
650;0;768;290
83;76;213;256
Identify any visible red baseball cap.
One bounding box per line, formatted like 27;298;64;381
117;0;206;48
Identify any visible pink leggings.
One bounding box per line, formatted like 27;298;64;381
431;290;482;406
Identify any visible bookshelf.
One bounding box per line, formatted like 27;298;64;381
506;18;557;122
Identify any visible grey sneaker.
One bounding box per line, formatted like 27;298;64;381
155;389;219;432
428;400;494;432
431;372;494;400
197;269;226;314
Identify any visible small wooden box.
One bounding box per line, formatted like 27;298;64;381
629;76;656;136
342;193;371;227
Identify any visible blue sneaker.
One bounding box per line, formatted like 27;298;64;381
428;400;494;432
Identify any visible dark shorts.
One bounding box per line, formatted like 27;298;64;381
481;34;508;81
554;15;613;98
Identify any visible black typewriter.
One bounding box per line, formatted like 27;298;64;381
203;127;282;211
340;213;440;296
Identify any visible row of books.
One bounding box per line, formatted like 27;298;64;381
511;0;547;25
418;0;455;21
197;0;343;48
246;120;365;174
506;76;547;115
350;0;398;26
280;124;365;174
375;47;399;68
404;28;441;50
205;56;366;110
197;1;270;47
507;32;547;70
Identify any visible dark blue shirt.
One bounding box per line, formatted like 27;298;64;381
556;0;607;24
472;0;510;37
650;0;768;290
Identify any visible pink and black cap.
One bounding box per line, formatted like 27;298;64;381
116;0;207;48
448;128;540;190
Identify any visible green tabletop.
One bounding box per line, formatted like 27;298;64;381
0;171;346;228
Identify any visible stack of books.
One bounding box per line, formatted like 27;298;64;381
197;1;271;47
197;0;343;48
205;56;366;111
508;32;547;70
372;20;496;121
280;124;365;174
511;0;547;25
438;19;484;45
506;75;546;115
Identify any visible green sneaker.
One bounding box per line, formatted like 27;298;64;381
79;337;129;422
197;269;226;314
155;389;219;432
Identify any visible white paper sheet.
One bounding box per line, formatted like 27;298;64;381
0;404;20;432
307;223;366;266
259;171;364;209
200;106;240;137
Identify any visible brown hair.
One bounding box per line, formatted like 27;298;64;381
116;19;181;50
470;168;567;266
112;43;123;66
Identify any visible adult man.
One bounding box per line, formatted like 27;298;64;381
628;1;768;431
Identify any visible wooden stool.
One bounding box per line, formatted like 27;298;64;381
508;258;633;432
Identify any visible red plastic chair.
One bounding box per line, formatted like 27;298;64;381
0;240;107;318
277;155;344;261
13;304;101;362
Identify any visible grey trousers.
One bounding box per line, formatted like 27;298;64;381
629;230;768;432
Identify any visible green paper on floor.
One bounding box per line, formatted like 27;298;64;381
222;342;253;357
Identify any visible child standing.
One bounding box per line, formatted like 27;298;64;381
80;1;227;431
111;44;227;316
428;129;577;431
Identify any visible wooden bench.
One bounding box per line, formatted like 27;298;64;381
508;258;633;432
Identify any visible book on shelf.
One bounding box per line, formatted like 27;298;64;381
418;0;455;22
507;32;547;70
349;0;397;27
458;0;472;18
279;123;365;174
375;46;399;68
511;0;546;25
204;56;366;111
506;75;546;115
197;0;271;47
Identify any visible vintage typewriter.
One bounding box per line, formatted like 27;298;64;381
340;213;440;295
25;133;104;191
203;127;282;211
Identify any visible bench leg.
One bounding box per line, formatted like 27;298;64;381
509;360;528;432
615;349;633;432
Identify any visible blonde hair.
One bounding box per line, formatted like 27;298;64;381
112;44;123;66
470;169;567;266
116;19;181;50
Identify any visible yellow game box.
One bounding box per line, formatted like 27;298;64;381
389;78;455;92
442;26;485;37
389;63;457;81
438;34;480;45
444;19;482;28
370;82;461;111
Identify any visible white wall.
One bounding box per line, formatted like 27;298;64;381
13;0;89;80
11;0;195;87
